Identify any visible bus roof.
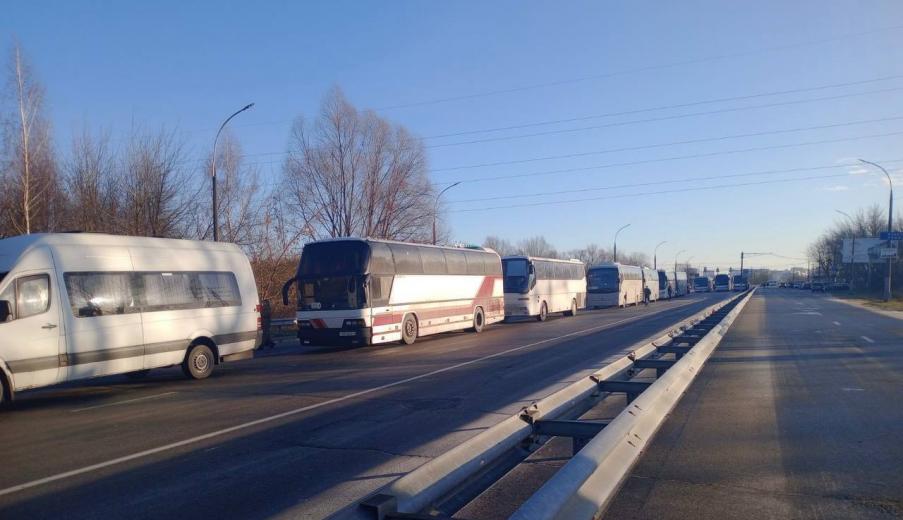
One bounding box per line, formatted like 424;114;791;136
502;255;583;264
0;232;243;254
304;237;498;255
587;262;640;271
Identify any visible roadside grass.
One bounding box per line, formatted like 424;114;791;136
831;291;903;311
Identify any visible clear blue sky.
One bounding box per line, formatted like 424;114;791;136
4;0;903;271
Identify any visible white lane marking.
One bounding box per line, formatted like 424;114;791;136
832;321;841;326
70;392;178;413
0;300;699;497
861;335;875;344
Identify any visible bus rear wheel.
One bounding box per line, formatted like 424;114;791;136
401;314;418;345
537;302;548;322
471;307;485;333
182;344;215;380
564;299;577;317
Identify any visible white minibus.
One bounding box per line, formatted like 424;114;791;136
283;238;504;346
502;256;586;321
0;233;260;404
586;262;643;308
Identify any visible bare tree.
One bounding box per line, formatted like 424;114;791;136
1;42;59;236
117;126;194;238
64;127;117;232
283;87;435;242
567;243;609;266
516;236;559;258
483;235;516;256
192;130;265;247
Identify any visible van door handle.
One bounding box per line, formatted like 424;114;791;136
42;323;58;330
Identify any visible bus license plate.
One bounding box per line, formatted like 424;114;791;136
339;331;357;337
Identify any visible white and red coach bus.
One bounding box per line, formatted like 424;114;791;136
282;238;504;346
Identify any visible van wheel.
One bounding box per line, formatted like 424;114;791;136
401;314;418;345
126;369;151;380
182;344;215;380
537;302;548;322
471;307;485;333
564;299;577;317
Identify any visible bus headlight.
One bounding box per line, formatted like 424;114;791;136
343;319;366;328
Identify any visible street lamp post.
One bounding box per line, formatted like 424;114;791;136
836;209;856;291
212;103;255;242
433;182;461;245
859;159;894;301
613;223;631;263
653;241;667;270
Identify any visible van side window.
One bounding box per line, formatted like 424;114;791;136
17;275;51;319
65;273;134;317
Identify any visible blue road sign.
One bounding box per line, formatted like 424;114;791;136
879;231;903;241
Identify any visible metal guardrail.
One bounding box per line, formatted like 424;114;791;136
358;290;755;520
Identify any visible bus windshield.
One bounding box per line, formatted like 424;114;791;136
502;258;530;293
657;271;668;290
296;241;370;310
694;277;709;287
587;268;619;293
0;272;6;284
714;274;730;285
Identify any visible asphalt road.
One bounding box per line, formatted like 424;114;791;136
0;292;730;520
607;289;903;519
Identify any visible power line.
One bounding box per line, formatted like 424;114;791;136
432;115;903;173
425;86;903;150
449;159;903;204
373;24;903;111
450;172;850;213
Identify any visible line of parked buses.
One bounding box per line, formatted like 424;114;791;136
0;234;748;404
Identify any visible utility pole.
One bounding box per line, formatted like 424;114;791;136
212;103;255;241
653;241;667;270
859;159;894;301
613;223;631;263
432;182;460;245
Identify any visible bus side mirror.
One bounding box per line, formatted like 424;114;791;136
0;300;11;323
281;278;295;306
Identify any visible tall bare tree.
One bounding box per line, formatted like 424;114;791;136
1;42;59;236
283;87;435;242
194;130;264;247
64;127;117;232
118;126;194;238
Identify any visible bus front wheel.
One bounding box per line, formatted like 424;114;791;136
564;299;577;317
537;302;548;322
401;314;418;345
471;307;485;333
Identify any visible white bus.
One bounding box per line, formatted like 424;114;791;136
283;238;504;346
673;271;689;296
586;262;643;308
642;267;659;303
693;276;713;293
657;269;673;299
502;256;586;321
0;233;261;405
714;273;733;292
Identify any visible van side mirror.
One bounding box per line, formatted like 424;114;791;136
281;278;295;306
0;300;11;322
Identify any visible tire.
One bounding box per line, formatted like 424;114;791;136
537;302;548;322
126;369;151;380
182;344;215;380
0;374;7;409
471;307;485;333
401;314;418;345
564;299;577;317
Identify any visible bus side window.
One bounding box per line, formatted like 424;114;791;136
369;276;392;306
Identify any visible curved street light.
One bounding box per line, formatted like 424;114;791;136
859;159;894;301
433;182;461;245
653;240;668;270
613;223;631;263
212;102;255;242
